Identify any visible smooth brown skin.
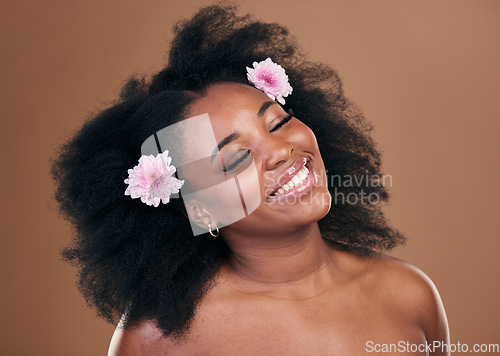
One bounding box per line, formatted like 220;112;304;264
108;83;450;355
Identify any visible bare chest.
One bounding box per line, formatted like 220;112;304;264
158;293;426;355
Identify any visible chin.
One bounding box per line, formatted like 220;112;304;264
222;194;330;236
266;190;332;228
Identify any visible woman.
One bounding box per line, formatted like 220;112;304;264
52;4;449;355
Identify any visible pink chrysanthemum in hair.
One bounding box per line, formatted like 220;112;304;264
124;150;184;207
246;57;293;105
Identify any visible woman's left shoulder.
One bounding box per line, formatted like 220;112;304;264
365;254;441;308
362;252;450;344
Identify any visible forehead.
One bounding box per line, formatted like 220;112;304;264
186;82;272;123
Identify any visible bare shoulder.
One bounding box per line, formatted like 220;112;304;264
107;316;173;356
365;253;440;303
358;251;450;344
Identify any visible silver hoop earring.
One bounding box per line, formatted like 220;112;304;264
208;223;219;237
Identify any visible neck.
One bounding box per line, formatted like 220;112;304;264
221;223;337;298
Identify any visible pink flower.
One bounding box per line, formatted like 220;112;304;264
124;150;184;207
246;58;293;105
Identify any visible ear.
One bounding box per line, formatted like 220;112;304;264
184;199;218;231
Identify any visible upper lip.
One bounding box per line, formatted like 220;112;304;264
268;157;309;196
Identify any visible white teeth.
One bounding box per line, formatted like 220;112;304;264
298;167;308;180
292;175;302;185
271;165;310;196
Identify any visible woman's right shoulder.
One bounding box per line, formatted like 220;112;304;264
107;317;172;356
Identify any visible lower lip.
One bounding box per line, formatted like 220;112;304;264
267;162;317;202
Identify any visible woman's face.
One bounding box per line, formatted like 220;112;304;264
183;82;331;236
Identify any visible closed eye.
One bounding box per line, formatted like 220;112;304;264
221;150;251;172
270;108;294;132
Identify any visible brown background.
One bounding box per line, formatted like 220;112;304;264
1;0;499;355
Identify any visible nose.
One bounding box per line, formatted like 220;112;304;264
262;136;294;171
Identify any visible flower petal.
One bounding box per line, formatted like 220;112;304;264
124;150;183;207
246;58;292;104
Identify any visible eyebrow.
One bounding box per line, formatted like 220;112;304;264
257;101;277;118
210;101;278;161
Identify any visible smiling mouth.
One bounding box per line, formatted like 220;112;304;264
270;165;309;196
268;158;315;199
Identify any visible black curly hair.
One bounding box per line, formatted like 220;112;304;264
51;4;406;338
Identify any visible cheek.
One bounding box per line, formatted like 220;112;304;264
291;121;321;153
292;121;329;193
